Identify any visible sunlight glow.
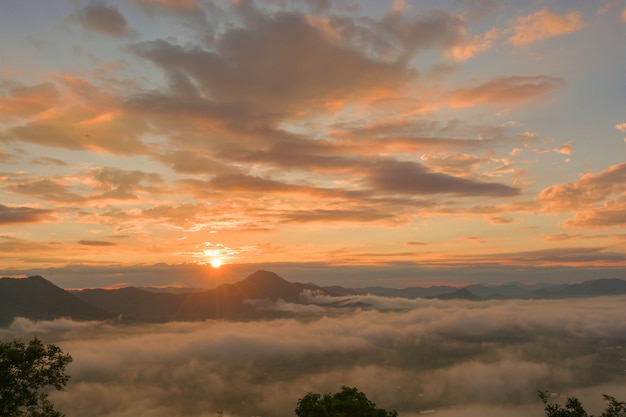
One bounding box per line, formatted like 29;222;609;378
210;258;222;268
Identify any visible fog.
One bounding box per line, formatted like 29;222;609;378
2;296;625;417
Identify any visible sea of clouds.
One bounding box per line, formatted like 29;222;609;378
2;295;625;417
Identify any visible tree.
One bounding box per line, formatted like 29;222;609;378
539;391;626;417
0;337;72;417
295;386;398;417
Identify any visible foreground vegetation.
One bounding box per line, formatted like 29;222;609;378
539;391;626;417
0;338;72;417
296;386;398;417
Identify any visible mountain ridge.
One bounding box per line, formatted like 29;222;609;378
0;275;113;326
2;271;625;326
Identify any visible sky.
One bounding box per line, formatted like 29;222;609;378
1;0;626;289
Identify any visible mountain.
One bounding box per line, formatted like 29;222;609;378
0;276;113;326
435;288;483;301
351;286;458;299
531;278;626;299
348;279;626;300
74;270;334;322
464;284;531;299
2;272;626;326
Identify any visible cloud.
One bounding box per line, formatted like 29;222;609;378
4;167;167;205
2;75;149;155
89;167;166;200
30;157;67;167
130;10;412;113
488;215;514;224
280;208;394;224
70;1;129;37
0;235;61;254
0;81;60;121
445;29;498;61
78;240;118;246
369;9;466;61
553;141;573;155
2;296;624;417
133;0;202;15
544;233;585;242
449;76;565;107
367;159;519;197
155;151;238;175
6;178;84;203
563;200;626;229
616;123;626;142
0;204;55;224
537;163;626;224
461;246;626;268
508;9;585;47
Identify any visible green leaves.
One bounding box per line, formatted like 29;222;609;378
295;386;398;417
539;391;626;417
0;338;72;417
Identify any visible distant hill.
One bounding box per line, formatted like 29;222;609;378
0;276;113;326
350;279;626;300
463;283;531;299
434;287;484;301
530;278;626;299
2;272;625;326
348;286;458;299
74;270;335;322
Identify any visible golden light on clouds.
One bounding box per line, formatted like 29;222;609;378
0;1;625;288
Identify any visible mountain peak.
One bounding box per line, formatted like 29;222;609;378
242;270;286;285
0;275;112;326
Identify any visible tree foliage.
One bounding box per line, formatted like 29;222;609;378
539;391;626;417
0;338;72;417
295;386;398;417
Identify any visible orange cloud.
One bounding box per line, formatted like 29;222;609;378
538;163;626;228
0;204;55;224
446;29;498;61
0;82;59;121
538;162;626;211
553;141;573;155
2;76;149;155
78;240;118;246
616;122;626;141
563;200;626;229
508;9;585;47
448;76;564;107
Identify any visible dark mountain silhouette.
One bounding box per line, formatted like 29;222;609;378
350;286;458;299
351;279;626;300
434;287;484;301
0;275;113;326
2;272;626;326
464;283;531;299
530;278;626;299
75;270;334;322
321;285;357;296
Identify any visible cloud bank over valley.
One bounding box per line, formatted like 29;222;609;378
2;296;625;417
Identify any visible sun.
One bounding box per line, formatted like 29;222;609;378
210;258;222;268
